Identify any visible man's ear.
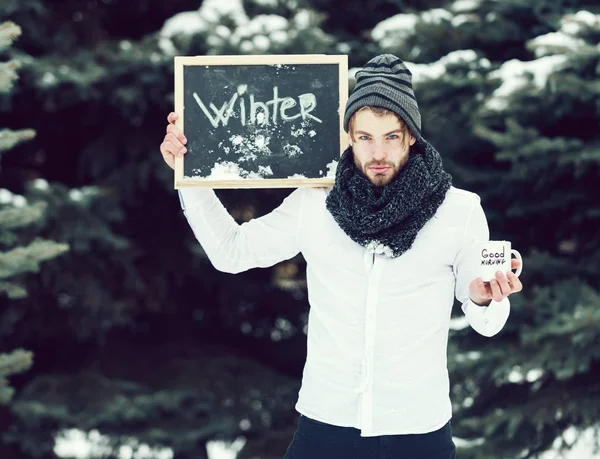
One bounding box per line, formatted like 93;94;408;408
409;134;416;146
347;133;353;146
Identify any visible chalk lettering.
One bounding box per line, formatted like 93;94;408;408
240;98;246;126
280;97;301;122
238;85;247;126
265;86;284;124
193;92;239;128
299;93;322;123
250;94;269;126
193;86;322;128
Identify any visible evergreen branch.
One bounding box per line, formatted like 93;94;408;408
0;239;69;280
0;349;33;378
0;349;33;405
0;280;27;299
0;383;16;406
0;128;36;153
0;22;22;94
0;21;21;52
0;202;45;230
568;145;600;163
522;303;600;344
0;60;21;94
0;230;18;247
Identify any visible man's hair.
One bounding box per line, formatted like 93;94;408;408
348;106;408;143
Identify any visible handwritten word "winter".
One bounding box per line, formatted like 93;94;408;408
193;85;322;129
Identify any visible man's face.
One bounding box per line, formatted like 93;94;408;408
349;110;416;187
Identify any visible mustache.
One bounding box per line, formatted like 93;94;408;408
365;161;394;168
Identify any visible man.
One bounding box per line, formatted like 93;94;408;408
160;54;523;458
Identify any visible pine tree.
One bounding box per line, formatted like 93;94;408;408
368;2;599;458
1;1;329;457
456;9;600;458
0;21;68;407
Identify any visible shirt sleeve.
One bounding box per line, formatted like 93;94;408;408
453;195;511;337
178;187;304;274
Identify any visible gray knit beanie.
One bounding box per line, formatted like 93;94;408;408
343;54;422;138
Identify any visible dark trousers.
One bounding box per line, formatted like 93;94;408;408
284;415;456;459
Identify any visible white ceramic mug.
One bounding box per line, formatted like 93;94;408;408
477;240;523;282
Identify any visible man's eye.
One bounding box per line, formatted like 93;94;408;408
359;135;370;141
387;134;399;140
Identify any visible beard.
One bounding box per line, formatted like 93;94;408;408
354;155;409;187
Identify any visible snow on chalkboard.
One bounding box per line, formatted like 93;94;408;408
173;55;348;189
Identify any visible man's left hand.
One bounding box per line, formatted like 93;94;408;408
470;259;523;306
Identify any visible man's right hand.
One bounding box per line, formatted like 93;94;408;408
160;112;187;170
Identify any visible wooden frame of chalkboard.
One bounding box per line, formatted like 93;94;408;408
174;54;348;189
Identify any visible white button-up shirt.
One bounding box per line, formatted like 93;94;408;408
179;186;510;437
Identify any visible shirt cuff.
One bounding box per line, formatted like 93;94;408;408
463;296;511;337
178;188;216;211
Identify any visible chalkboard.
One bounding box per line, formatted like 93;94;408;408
173;55;348;189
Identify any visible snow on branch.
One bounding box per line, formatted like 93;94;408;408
0;239;70;281
0;128;36;153
0;202;45;230
0;349;33;404
0;21;21;51
0;60;21;94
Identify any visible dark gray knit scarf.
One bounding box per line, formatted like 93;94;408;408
325;138;452;258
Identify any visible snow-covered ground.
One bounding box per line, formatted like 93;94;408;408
53;426;600;458
53;429;248;459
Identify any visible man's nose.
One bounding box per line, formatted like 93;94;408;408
372;143;387;161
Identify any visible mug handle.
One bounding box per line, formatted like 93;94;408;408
510;249;523;277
